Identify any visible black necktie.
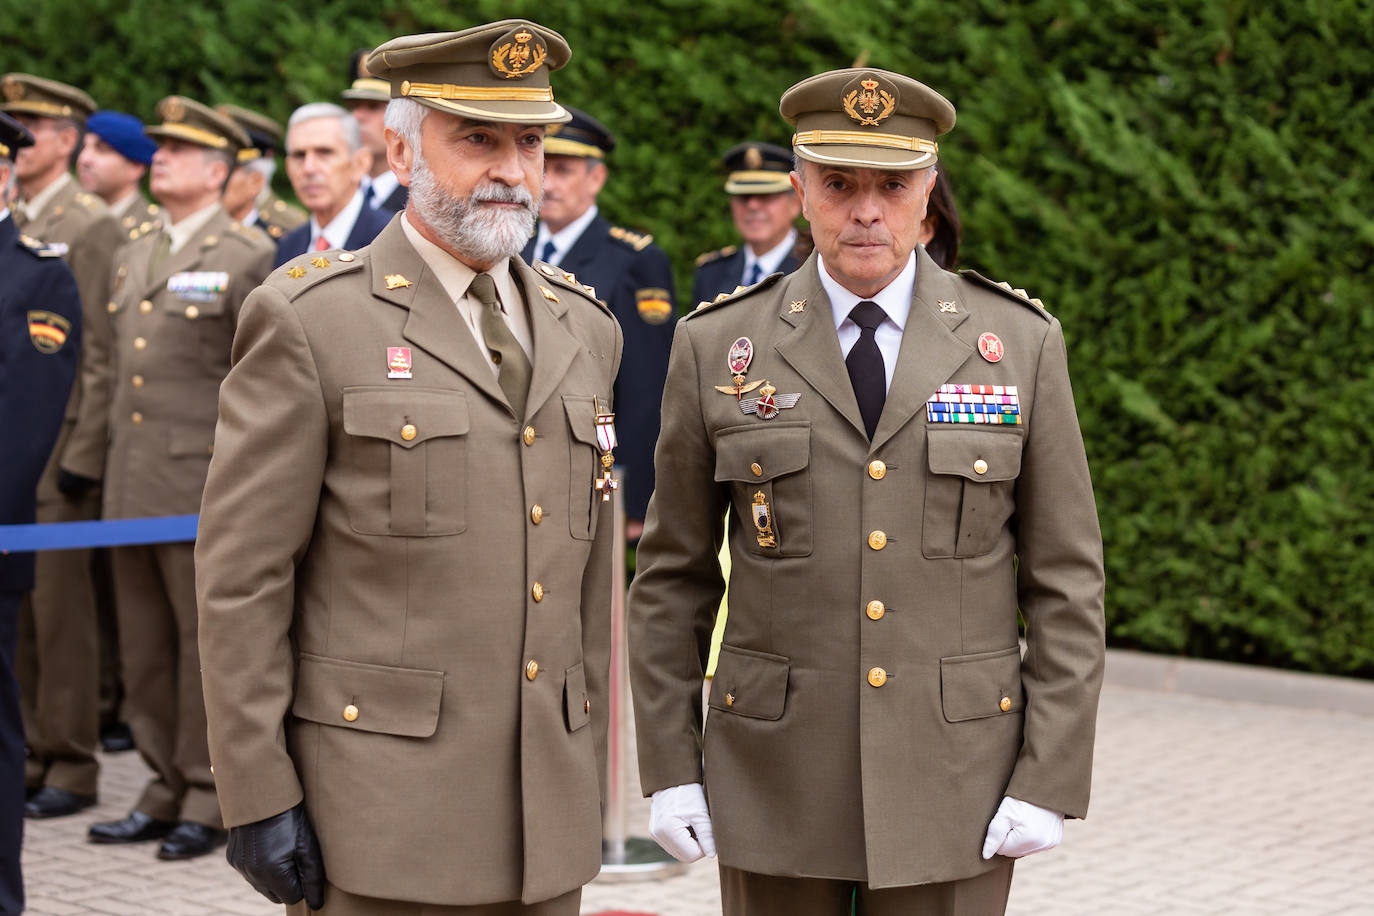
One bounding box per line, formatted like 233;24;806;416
745;262;762;286
846;301;887;439
539;239;557;264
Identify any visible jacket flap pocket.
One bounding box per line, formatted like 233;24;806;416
564;663;590;732
292;652;444;737
927;428;1024;482
713;424;811;483
708;645;790;720
343;387;470;448
940;646;1024;723
168;425;215;458
562;395;601;447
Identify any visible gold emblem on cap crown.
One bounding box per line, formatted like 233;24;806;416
491;25;548;80
2;77;22;101
744;146;763;169
842;74;897;128
161;96;186;122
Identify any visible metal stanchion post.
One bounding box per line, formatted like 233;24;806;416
600;469;686;881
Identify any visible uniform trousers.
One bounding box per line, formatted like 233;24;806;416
0;592;27;914
110;541;220;827
17;427;102;795
719;860;1014;916
286;884;581;916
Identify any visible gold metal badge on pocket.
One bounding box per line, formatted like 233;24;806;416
752;490;776;548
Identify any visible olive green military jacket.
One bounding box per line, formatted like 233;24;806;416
14;175;125;482
100;207;273;518
196;218;623;906
629;249;1105;888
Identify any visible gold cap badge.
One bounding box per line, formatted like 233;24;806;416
2;77;22;101
490;25;548;80
161;96;185;122
744;145;763;169
843;75;897;127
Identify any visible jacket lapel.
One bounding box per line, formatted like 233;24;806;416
140;209;229;300
515;257;580;421
774;255;867;439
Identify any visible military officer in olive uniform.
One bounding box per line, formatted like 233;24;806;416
218;103;308;241
85;97;274;860
630;68;1105;915
519;107;675;536
0;110;82;916
1;74;126;820
198;21;621;915
692;141;811;306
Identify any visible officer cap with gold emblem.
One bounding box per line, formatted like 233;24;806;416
216;104;284;162
0;74;97;124
780;67;955;170
145;96;250;154
341;49;391;103
721;141;793;195
366;20;572;125
544;106;614;158
0;110;35;162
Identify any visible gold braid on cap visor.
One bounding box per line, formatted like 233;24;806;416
4;101;74;118
156;122;230;149
400;80;553;103
792;130;938;155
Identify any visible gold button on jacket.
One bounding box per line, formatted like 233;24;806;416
867;667;888;688
343;704;359;722
868;459;887;479
400;423;417;441
523;425;537;446
868;530;887;550
866;600;885;620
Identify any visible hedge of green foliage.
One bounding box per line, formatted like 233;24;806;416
6;0;1372;675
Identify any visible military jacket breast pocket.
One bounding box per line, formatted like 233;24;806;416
563;395;604;541
163;290;231;370
714;423;812;558
342;387;469;536
923;427;1024;558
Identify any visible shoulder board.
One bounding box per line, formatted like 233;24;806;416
126;218;164;241
959;269;1051;319
533;261;611;312
270;250;364;301
18;234;63;258
608;224;653;252
223;221;273;248
684;271;783;320
695;245;737;268
72;191;105;213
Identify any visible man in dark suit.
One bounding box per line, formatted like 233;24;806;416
276;102;390;267
0;110;82;913
691;141;810;305
519;107;675;537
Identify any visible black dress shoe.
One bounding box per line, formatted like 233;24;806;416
156;821;228;860
24;786;97;819
99;722;135;753
88;811;177;844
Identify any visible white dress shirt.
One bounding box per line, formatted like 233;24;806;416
310;187;366;251
820;251;917;394
741;228;798;286
531;204;598;267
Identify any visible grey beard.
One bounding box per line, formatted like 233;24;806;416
409;153;539;265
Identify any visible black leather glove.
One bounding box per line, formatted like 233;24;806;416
56;469;99;497
225;802;325;910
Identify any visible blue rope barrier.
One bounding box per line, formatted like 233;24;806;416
0;515;199;552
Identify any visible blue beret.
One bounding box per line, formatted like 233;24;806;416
86;110;157;165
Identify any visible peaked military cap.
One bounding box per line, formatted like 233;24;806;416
341;49;390;103
721;141;793;195
780;67;955;170
216;104;284;162
544;106;614;158
145;96;250;153
0;110;34;161
86;110;157;165
367;20;572;125
0;74;97;123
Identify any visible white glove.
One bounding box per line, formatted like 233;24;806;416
981;796;1064;860
648;783;716;863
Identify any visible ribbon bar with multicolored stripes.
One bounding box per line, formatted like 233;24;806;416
927;383;1022;424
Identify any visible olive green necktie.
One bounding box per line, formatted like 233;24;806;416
147;231;172;282
469;273;530;417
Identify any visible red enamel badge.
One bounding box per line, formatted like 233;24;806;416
978;333;1004;363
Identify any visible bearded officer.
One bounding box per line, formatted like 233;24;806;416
629;68;1105;915
85;97;274;859
197;20;621;915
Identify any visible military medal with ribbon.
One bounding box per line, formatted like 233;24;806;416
593;397;619;502
714;336;765;399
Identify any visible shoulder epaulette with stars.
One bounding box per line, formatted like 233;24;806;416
18;234;62;258
684;271;783;320
607;225;653;252
224;221;272;248
694;245;737;268
126;219;165;241
534;262;611;313
960;269;1051;319
271;250;363;301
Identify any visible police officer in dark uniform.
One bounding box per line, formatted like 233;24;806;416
520;107;676;536
0;110;82;915
692;141;811;305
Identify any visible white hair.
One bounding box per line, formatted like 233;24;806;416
384;98;427;152
239;156;276;183
287;102;362;153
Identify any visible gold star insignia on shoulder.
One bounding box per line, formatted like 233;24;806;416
385;273;411;290
286;266;307;279
938;299;958;313
312;256;329;269
789;299;807;313
539;285;559;302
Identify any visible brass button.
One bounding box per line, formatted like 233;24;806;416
866;600;885;620
868;530;887;550
750;462;763;477
530;504;544;525
531;581;545;602
338;252;355;262
525;659;539;681
130;411;143;425
106;301;117;314
974;459;988;475
868;667;888;688
584;699;590;715
523;425;536;446
343;704;359;722
999;696;1012;712
131;375;144;388
139;299;153;313
184;305;199;319
133;337;147;350
868;459;887;480
400;423;417;441
725;693;735;707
